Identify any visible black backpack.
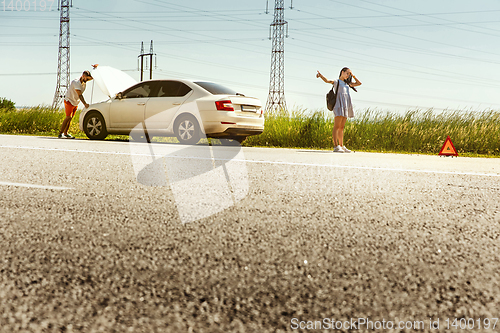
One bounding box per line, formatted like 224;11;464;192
326;80;339;111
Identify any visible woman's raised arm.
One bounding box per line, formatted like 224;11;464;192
350;74;362;87
316;70;335;84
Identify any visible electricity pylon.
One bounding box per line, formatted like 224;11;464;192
265;0;292;114
52;0;72;109
138;40;156;81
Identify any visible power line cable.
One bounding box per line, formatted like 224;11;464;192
287;33;500;88
3;1;499;110
293;6;500;64
73;2;500;91
288;19;500;32
356;0;500;36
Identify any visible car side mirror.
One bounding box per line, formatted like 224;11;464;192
116;92;123;100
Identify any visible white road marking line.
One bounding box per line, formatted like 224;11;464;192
1;144;500;178
245;160;500;177
0;181;72;190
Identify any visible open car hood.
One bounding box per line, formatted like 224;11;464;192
92;65;137;98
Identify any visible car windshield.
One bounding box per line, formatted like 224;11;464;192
194;82;237;95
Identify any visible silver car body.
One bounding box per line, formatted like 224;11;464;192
79;76;264;142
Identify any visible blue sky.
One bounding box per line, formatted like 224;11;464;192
1;0;500;113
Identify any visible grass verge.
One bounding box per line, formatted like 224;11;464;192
1;106;499;156
246;108;500;156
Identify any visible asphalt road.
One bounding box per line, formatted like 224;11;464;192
1;134;499;332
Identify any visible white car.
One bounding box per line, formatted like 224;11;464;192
79;75;265;144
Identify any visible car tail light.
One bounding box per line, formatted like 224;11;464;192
215;100;234;111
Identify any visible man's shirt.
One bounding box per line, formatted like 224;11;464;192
65;78;86;106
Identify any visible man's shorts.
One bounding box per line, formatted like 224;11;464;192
64;100;78;117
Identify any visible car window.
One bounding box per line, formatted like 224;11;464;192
123;82;153;99
156;81;192;97
194;82;236;95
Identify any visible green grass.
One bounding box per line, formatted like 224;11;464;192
0;106;129;141
2;106;499;156
0;105;71;136
246;108;500;156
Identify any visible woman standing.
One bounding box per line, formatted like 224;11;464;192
317;67;362;153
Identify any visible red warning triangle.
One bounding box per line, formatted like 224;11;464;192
439;136;458;156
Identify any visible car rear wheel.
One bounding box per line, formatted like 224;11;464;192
175;114;200;145
84;112;108;140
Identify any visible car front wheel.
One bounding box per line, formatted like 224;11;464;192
84;112;108;140
174;114;200;145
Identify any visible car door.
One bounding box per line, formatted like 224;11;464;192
144;81;193;130
109;82;154;129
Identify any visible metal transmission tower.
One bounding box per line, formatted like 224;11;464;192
265;0;292;114
52;0;73;109
138;40;157;81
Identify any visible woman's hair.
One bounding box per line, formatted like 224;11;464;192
339;67;349;78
